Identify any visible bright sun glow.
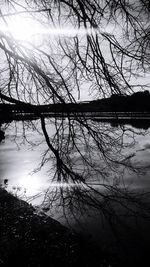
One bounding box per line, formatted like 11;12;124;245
0;14;98;43
19;174;43;194
6;16;41;42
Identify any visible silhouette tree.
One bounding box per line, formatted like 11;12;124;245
0;0;150;232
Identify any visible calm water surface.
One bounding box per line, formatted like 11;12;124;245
0;121;54;204
1;121;150;200
1;120;150;264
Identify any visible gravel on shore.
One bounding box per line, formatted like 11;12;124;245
0;188;112;267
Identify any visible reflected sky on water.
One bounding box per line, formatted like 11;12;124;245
0;121;52;204
1;120;150;204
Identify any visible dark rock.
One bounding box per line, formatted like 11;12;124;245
0;130;5;142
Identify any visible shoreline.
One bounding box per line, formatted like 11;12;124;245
0;188;115;267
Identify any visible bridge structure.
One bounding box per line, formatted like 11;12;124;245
1;104;150;122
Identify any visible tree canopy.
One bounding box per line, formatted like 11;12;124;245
0;0;150;106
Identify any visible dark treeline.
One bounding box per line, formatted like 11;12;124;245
0;90;150;117
83;90;150;112
99;90;150;112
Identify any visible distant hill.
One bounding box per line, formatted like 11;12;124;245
76;90;150;112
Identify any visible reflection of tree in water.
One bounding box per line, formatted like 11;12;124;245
110;120;150;130
27;116;149;224
3;116;150;225
32;117;150;265
33;117;150;266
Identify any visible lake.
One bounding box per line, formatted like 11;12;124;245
1;118;150;265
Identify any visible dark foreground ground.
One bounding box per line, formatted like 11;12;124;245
1;188;150;267
0;188;119;267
